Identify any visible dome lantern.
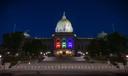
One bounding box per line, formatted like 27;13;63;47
62;12;66;19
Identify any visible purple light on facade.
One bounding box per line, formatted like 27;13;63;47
67;38;73;49
68;42;72;48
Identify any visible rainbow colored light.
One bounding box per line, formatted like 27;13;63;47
67;38;73;49
62;42;66;48
55;38;61;49
55;38;74;49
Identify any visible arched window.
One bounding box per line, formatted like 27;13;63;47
55;38;61;49
62;38;66;48
67;38;73;49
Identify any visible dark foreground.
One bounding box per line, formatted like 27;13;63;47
1;73;128;76
0;61;128;76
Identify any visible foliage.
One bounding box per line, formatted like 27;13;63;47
87;32;128;58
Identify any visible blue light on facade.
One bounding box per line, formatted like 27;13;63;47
67;38;73;49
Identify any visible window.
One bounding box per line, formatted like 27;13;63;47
67;38;73;49
55;38;61;49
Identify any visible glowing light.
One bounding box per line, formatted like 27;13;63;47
126;55;128;58
43;53;46;56
65;50;72;56
59;51;63;54
55;13;73;33
68;42;72;48
7;52;10;54
66;50;71;54
55;38;61;49
56;45;60;49
62;38;66;48
86;52;88;54
62;42;66;48
82;53;85;56
56;51;60;55
40;52;43;54
46;51;51;54
0;55;2;58
56;42;61;49
56;50;63;56
15;53;19;56
67;38;73;49
69;51;72;54
28;61;31;64
24;32;30;38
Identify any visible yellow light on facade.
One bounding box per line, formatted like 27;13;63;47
59;50;63;54
66;50;70;54
56;51;59;55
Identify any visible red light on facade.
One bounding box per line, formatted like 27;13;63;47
56;42;61;49
55;38;61;49
56;45;60;49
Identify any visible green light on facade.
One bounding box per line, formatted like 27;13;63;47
62;42;66;48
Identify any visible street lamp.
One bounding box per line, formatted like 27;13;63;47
43;53;46;56
28;61;31;64
86;52;88;55
40;52;43;55
82;53;85;56
126;55;128;61
15;53;19;56
7;51;10;54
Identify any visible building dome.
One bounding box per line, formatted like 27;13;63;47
55;12;73;33
97;31;108;38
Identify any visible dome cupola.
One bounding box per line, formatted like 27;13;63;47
55;12;73;33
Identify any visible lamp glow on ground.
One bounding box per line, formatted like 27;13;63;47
0;55;2;58
126;55;128;58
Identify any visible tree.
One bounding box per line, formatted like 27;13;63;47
87;32;128;61
2;32;26;54
107;32;127;55
87;36;109;58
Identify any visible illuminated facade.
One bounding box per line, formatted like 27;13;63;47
55;12;73;33
53;12;76;56
2;12;93;57
53;33;76;56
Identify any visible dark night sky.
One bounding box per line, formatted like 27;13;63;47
0;0;128;44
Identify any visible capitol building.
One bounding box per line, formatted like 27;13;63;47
1;13;128;75
40;12;93;57
53;12;94;56
2;12;97;57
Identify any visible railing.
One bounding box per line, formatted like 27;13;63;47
0;62;128;73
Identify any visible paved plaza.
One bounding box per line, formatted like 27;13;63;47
0;61;128;74
43;57;85;61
